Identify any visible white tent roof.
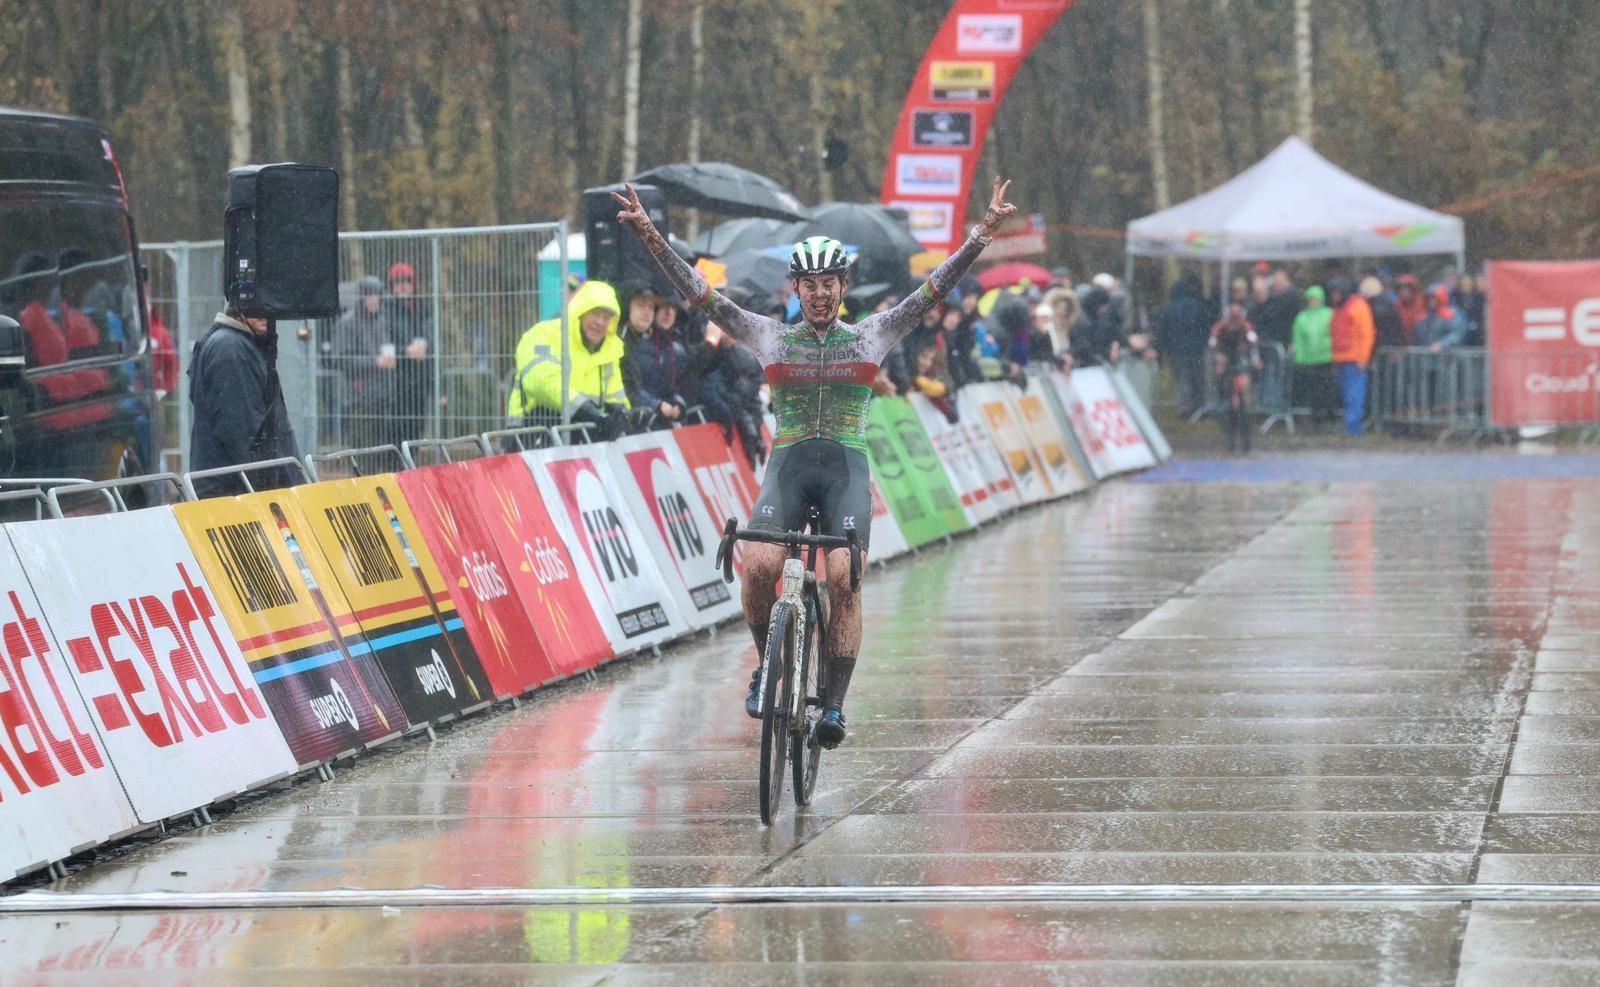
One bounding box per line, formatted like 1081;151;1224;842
1125;137;1465;263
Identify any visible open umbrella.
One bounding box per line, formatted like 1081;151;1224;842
720;247;791;310
690;217;806;258
977;262;1053;292
794;202;923;290
630;162;808;222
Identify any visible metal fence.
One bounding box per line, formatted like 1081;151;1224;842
1189;340;1297;433
1370;346;1489;437
143;222;570;470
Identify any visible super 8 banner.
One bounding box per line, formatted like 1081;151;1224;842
175;494;408;765
0;533;141;878
1487;260;1600;428
865;402;948;548
397;462;561;698
7;511;296;824
292;477;494;724
875;397;972;534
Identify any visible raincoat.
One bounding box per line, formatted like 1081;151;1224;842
507;280;629;418
1291;286;1333;366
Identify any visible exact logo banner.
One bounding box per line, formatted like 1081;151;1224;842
956;13;1024;52
1487;260;1600;428
8;510;296;825
397;463;559;698
1054;369;1156;475
888;200;955;247
929;61;995;101
609;434;740;627
468;455;613;680
911;109;975;149
292;477;494;725
0;532;140;879
176;494;409;766
524;448;684;651
894;153;963;198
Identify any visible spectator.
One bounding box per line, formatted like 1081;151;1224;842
1070;286;1123;368
908;335;959;423
507;279;630;441
335;275;395;448
188;305;299;497
1229;276;1250;309
1394;274;1427;344
1328;277;1376;436
699;320;767;468
1413;287;1467;352
1453;274;1486;346
384;261;435;443
148;305;179;400
989;290;1033;387
1252;269;1301;349
1246;277;1272;337
619;281;663;340
1032;303;1065;367
1156;270;1213;417
1363;276;1404;350
1291;285;1335;427
620;284;689;428
941;301;982;389
1043;280;1080;346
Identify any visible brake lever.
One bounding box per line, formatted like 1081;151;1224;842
716;517;738;584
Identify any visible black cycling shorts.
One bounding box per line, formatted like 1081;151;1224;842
748;438;873;553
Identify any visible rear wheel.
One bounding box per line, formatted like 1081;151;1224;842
758;603;792;825
792;588;825;805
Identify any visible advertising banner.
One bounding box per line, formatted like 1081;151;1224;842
397;463;559;698
867;473;912;560
876;397;972;534
961;411;1021;514
1108;366;1173;461
864;401;948;548
910;393;997;524
523;448;687;652
0;535;140;878
961;383;1050;503
1015;388;1093;496
879;1;1076;253
8;511;296;824
607;433;741;629
674;424;762;574
291;477;494;724
1487;260;1600;428
467;455;614;680
1056;368;1157;475
175;494;408;765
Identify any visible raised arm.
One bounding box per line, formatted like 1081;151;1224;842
611;184;778;348
867;177;1018;347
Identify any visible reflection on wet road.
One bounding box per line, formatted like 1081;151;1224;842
10;453;1600;983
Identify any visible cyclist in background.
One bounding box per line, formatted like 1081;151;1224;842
1211;303;1262;452
614;178;1017;748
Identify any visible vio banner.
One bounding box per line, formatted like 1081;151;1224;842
1487;260;1600;428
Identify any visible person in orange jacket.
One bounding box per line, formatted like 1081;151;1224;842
1327;276;1376;436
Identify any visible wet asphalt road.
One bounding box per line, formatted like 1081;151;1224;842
8;451;1600;984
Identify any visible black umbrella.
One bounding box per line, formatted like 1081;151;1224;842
630;162;808;222
719;248;791;309
690;217;806;258
794;202;924;290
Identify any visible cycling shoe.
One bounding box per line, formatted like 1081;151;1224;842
744;666;763;719
814;708;847;749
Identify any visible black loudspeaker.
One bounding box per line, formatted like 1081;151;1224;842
224;163;340;319
583;183;671;296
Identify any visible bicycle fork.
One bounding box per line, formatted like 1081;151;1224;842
755;558;807;718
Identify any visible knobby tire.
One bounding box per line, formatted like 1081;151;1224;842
759;603;793;825
792;587;825;806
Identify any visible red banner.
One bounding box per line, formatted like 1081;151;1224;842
397;463;558;697
1488;260;1600;428
880;1;1075;256
466;456;613;681
673;424;761;573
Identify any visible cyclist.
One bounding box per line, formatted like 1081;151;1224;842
1210;303;1262;452
614;178;1017;748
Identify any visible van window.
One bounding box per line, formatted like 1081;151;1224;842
0;200;141;367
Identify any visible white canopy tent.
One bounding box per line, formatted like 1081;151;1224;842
1125;137;1466;304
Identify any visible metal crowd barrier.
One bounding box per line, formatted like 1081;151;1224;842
1189;340;1297;434
1370;347;1489;439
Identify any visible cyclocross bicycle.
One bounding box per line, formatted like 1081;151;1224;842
714;508;861;825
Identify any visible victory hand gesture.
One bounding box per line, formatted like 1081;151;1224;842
611;183;667;252
979;177;1017;236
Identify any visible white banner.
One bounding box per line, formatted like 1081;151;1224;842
867;474;912;561
607;433;742;630
1108;366;1174;462
8;511;296;826
959;383;1052;504
522;448;687;653
1012;387;1094;498
1053;368;1157;476
960;412;1022;514
909;393;1000;524
0;535;141;878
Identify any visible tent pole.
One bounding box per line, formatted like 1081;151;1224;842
1219;257;1231;317
1456;249;1467;274
1124;252;1135;298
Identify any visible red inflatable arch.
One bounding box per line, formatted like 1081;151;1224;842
880;0;1076;258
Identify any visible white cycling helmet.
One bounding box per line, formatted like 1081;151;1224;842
788;236;851;278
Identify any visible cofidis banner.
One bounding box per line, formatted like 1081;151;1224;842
8;510;296;824
175;494;407;765
292;477;494;724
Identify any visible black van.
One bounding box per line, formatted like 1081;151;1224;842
0;107;159;484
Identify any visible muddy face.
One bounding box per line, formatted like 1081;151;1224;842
795;275;845;329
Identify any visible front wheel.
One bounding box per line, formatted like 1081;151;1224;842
758;603;793;825
792;589;825;806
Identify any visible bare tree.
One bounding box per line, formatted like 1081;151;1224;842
1295;0;1314;143
621;0;642;178
220;4;251;167
1142;0;1171;211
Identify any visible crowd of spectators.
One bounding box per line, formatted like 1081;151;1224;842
1155;261;1488;437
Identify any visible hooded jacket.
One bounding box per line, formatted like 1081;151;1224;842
1291;286;1333;366
1413;288;1467;349
1330;292;1377;365
508;280;629;418
1156;272;1213;357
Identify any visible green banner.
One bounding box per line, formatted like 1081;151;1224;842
864;401;947;548
878;397;972;535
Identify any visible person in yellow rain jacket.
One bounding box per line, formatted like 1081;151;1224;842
507;279;631;440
